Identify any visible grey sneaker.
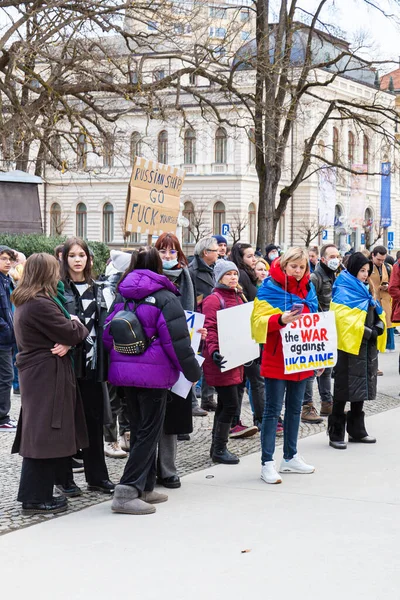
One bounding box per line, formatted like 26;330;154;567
111;484;155;515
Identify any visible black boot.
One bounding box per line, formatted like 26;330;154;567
212;422;239;465
202;396;217;411
327;414;347;449
347;410;376;443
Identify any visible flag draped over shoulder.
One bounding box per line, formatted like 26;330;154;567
331;270;386;355
251;278;318;344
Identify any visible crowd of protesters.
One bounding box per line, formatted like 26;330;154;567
0;233;399;515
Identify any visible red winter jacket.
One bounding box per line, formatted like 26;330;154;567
202;287;244;387
260;261;313;382
388;261;400;324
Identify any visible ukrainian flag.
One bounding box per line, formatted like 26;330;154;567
251;278;318;344
331;270;387;355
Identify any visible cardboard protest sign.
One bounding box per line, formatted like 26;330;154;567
217;302;260;371
124;157;185;236
171;311;205;399
280;311;337;375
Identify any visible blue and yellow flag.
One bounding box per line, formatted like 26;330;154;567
331;270;386;355
251;278;318;344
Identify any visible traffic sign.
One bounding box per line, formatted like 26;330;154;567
388;240;394;250
388;231;394;242
322;229;328;241
360;233;365;245
221;223;230;236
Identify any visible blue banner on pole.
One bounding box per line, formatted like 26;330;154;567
381;162;391;228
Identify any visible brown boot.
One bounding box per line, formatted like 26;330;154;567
320;401;333;416
301;402;323;424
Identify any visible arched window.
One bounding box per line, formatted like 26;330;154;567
50;202;61;236
213;201;226;235
248;202;256;244
130;132;142;165
364;207;374;249
76;202;87;239
248;129;256;164
332;127;339;163
348;131;355;165
182;201;195;243
363;135;369;168
184;129;196;164
103;202;114;243
158;130;168;164
77;133;87;169
103;134;114;168
215;127;227;164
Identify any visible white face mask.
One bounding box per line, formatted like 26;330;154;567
327;258;340;271
268;251;279;261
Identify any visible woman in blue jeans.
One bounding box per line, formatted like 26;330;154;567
251;247;318;484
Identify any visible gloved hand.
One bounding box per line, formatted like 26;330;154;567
212;351;227;370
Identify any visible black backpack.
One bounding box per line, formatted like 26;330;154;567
108;297;156;355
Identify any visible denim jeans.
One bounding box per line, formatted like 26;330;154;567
303;369;332;405
386;328;395;351
0;348;13;425
261;378;308;463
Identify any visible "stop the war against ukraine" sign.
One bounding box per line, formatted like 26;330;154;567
280;312;337;375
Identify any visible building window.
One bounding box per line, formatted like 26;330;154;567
50;202;61;236
363;134;369;168
130;132;142;165
184;129;196;164
153;69;165;82
240;8;250;21
248;202;256;244
147;21;157;31
332;127;339;163
158;130;168;164
189;73;197;86
103;202;114;243
348;131;355;165
213;46;226;58
103;135;114;168
209;6;226;18
213;201;226;235
248;128;256;164
241;31;250;41
76;203;87;239
209;26;226;38
215;127;227;164
77;134;87;169
129;70;138;84
182;201;195;243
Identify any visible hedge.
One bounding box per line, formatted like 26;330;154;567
0;234;110;276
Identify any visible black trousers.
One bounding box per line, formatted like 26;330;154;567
120;387;167;492
103;385;130;443
214;385;240;425
234;361;265;426
17;457;70;504
78;379;109;484
332;400;364;417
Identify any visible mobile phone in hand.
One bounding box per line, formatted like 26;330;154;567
291;303;303;314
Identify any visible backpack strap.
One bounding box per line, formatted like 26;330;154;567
211;291;226;310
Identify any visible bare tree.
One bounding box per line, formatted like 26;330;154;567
363;220;384;250
186;206;212;243
296;218;325;247
230;211;248;244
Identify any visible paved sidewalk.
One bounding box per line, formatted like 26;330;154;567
2;405;400;600
1;342;399;535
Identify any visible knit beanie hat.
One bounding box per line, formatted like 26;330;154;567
213;234;227;245
214;260;238;283
346;252;372;278
110;250;132;273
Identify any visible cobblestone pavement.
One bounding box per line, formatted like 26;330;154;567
1;386;399;536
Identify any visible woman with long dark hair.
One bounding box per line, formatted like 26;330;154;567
103;247;201;515
11;253;88;515
154;232;205;489
59;237;114;495
230;242;263;435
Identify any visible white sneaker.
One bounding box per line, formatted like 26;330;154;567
279;453;315;474
120;432;130;452
261;461;282;484
104;441;128;459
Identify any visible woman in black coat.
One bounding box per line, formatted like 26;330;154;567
328;253;385;449
59;237;114;495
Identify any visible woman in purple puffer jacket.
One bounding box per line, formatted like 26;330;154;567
103;247;201;515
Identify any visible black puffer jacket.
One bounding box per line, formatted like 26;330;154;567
238;268;258;302
189;255;215;309
310;262;335;312
333;306;383;403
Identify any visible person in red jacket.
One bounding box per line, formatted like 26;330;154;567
202;260;245;465
251;247;318;484
388;257;400;328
